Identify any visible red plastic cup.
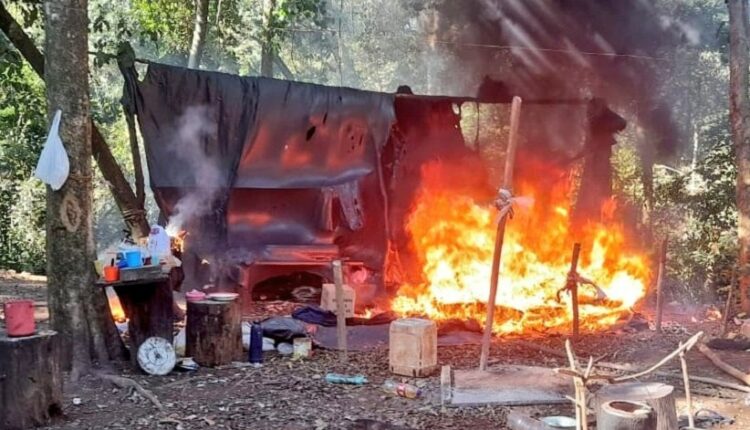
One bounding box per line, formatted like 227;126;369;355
4;300;35;337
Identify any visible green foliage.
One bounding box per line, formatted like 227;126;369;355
0;37;47;273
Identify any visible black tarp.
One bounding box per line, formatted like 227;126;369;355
128;63;395;272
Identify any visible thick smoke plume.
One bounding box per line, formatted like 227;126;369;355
420;0;703;157
165;106;221;237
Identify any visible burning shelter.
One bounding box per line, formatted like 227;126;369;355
122;62;648;336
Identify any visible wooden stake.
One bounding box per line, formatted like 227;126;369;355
655;238;667;334
721;267;737;336
479;96;522;371
568;243;582;339
679;343;695;429
332;260;347;362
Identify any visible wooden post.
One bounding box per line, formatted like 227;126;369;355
721;267;737;336
0;330;63;430
186;300;242;367
655;239;667;334
679;342;694;429
332;260;348;362
568;243;582;339
480;96;522;371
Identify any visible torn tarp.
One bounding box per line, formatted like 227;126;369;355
126;63;395;271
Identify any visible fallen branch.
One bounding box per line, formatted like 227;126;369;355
517;338;750;393
698;344;750;386
613;332;703;382
96;373;163;410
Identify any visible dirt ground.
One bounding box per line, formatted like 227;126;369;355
1;271;750;430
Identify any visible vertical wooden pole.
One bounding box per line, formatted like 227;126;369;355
721;267;737;336
655;239;667;334
568;243;582;339
679;343;695;429
479;96;522;371
332;260;347;362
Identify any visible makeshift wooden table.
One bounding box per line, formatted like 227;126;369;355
97;275;173;365
0;330;63;430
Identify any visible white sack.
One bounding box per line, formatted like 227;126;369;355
34;110;69;190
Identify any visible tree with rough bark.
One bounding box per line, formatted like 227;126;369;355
728;0;750;312
43;0;115;378
188;0;211;68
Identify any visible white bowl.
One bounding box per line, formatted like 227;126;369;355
207;292;239;302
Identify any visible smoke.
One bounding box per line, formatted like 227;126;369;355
165;106;221;237
418;0;706;157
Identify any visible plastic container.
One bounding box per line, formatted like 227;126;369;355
124;250;142;268
382;380;421;399
249;320;264;366
185;290;206;302
276;342;293;355
293;337;312;358
103;266;120;283
4;300;35;337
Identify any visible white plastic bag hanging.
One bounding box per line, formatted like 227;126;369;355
34;110;69;190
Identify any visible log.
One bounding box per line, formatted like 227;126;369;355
186;300;242;367
0;330;63;430
596;382;677;430
596;400;656;430
698;344;750;385
111;277;174;365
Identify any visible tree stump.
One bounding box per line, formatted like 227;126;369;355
186;300;242;367
0;330;63;430
595;382;677;430
108;277;174;366
596;400;656;430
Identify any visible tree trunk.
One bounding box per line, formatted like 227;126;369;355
0;2;150;240
188;0;211;69
260;0;277;77
186;300;242;367
728;0;750;313
44;0;104;378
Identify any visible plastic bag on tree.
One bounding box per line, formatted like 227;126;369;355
34;110;69;190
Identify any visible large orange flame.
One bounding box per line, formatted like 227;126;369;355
391;161;650;335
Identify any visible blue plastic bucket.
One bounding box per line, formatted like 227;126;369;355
124;250;142;268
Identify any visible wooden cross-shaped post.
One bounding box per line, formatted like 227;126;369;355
479;96;522;371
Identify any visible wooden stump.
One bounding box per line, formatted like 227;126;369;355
0;330;63;430
110;277;174;365
186;300;242;367
597;400;656;430
596;382;677;430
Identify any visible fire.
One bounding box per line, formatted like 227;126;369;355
108;294;127;324
391;162;650;336
170;231;187;254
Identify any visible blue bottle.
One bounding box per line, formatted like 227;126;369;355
249;320;264;366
